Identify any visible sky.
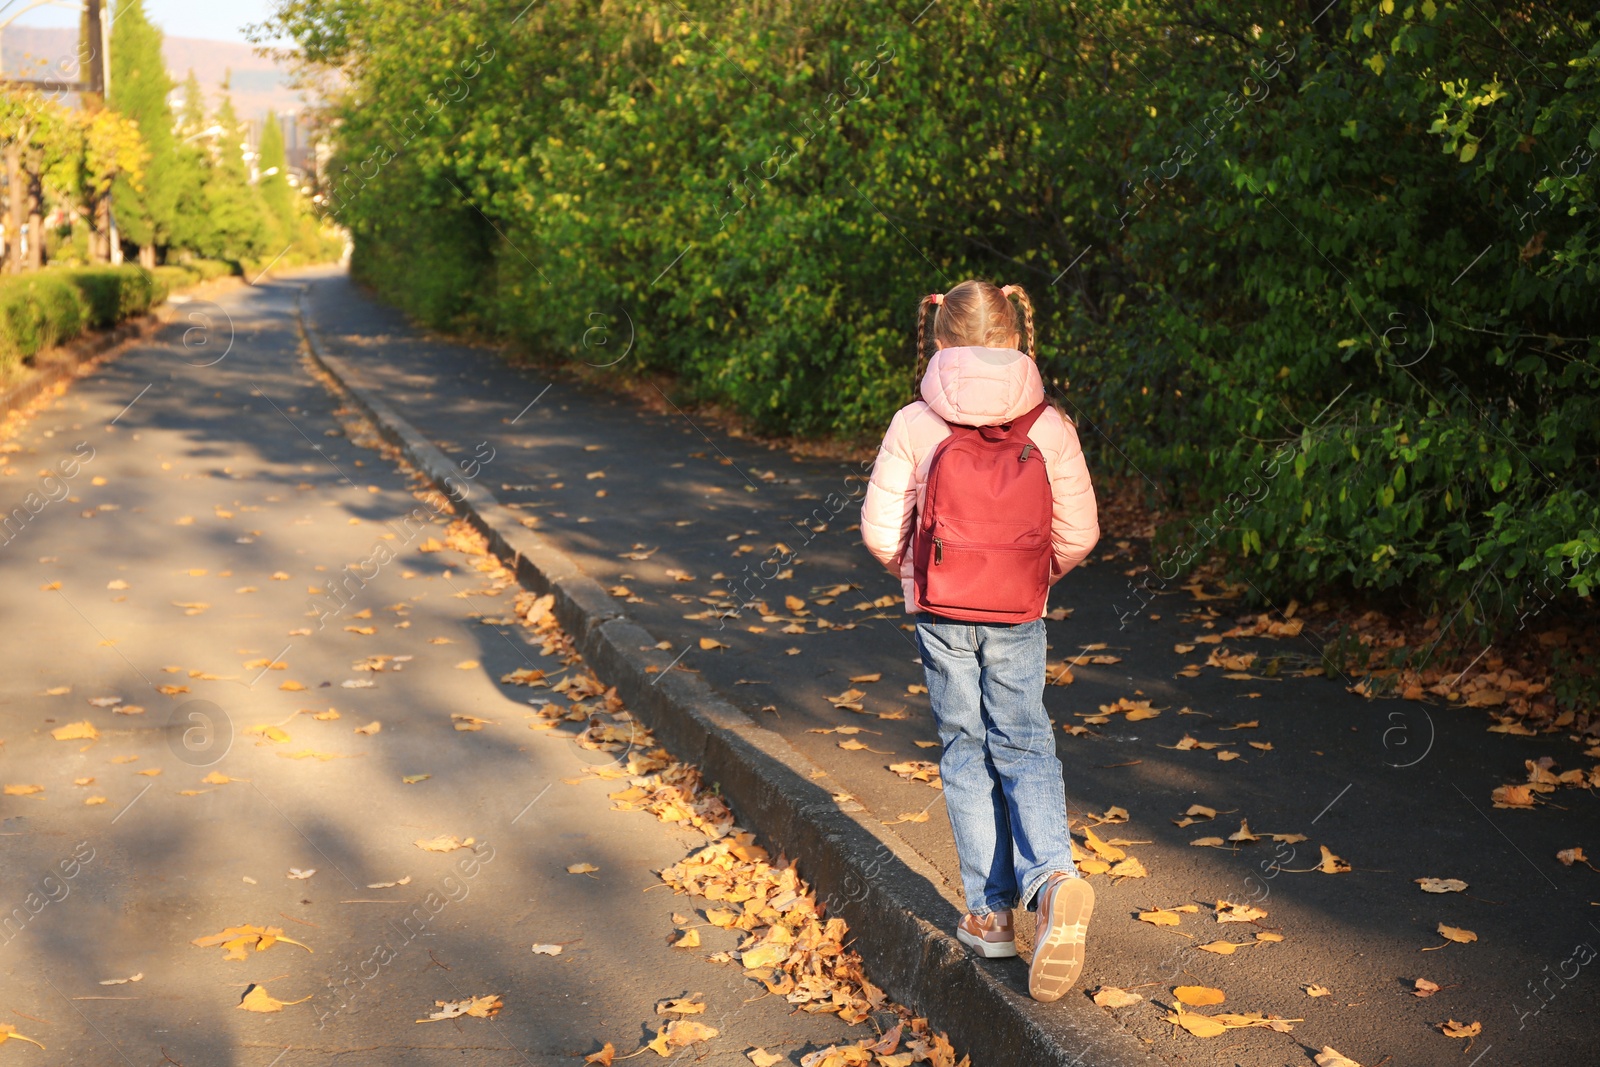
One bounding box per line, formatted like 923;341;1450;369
10;0;278;44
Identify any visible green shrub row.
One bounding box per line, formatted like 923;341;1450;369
269;1;1598;666
0;259;237;370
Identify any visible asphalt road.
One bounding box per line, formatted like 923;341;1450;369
298;265;1600;1067
0;278;879;1065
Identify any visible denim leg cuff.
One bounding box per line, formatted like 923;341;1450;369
972;897;1019;918
1022;869;1075;912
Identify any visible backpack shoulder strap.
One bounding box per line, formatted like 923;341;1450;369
1010;401;1050;437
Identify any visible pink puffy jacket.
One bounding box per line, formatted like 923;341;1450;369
860;346;1099;617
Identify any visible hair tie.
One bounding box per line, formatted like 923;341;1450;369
929;293;944;306
1000;284;1020;298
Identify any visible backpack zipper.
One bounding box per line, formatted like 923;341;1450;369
934;538;943;564
1019;444;1034;462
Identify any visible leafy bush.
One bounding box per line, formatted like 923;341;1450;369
0;263;226;372
267;1;1598;656
64;265;162;328
0;273;85;367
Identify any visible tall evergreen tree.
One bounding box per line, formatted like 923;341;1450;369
202;90;269;261
165;70;210;256
108;0;174;266
257;112;294;243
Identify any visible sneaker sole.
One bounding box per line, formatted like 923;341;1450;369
956;927;1018;958
1028;877;1094;1002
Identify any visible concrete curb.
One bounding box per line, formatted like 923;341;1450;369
295;292;1159;1067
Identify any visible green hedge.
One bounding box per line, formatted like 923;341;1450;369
0;273;86;367
154;258;239;294
271;1;1598;673
0;260;236;371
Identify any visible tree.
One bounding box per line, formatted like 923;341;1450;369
108;0;174;267
257;111;295;243
200;91;269;262
81;108;147;262
165;71;210;256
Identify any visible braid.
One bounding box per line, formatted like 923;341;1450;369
912;294;939;398
1004;283;1036;355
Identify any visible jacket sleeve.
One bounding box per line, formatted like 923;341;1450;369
861;404;921;572
1038;407;1099;581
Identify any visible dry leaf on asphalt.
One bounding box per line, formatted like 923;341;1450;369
647;1019;718;1056
354;721;382;735
887;760;942;788
0;1024;44;1049
287;868;316;880
1439;1020;1482;1039
585;1044;616;1066
98;974;143;986
1491;784;1538;808
51;721;100;741
747;1050;782;1067
1412;978;1440;997
672;929;701;949
1216;900;1267;923
1197;941;1245;955
191;924;312;961
849;673;881;683
403;774;431;784
1315;846;1352;873
1164;1011;1228;1038
1092;986;1144;1007
531;944;563;956
1416;877;1467;893
1174;986;1225;1006
6;784;45;797
1556;847;1588;866
567;862;600;875
1305;984;1332;997
1423;923;1478;950
416;994;503;1022
1138;904;1197;926
415;835;476;852
1212;1012;1296;1032
1314;1048;1362;1067
237;984;311;1012
656;996;706;1015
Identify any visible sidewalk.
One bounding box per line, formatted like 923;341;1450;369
302;265;1600;1067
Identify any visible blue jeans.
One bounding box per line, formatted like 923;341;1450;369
915;613;1077;916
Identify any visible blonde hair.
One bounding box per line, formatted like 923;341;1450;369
913;279;1036;390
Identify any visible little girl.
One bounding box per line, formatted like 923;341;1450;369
860;279;1099;1002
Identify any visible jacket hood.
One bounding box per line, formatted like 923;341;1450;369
919;346;1045;426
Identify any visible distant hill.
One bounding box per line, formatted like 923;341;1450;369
1;25;309;120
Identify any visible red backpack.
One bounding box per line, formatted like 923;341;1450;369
912;402;1052;623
